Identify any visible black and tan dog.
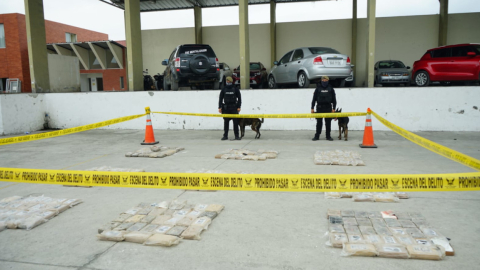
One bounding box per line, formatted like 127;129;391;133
335;108;349;141
239;118;264;139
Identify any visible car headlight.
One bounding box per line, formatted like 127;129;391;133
381;72;388;76
402;73;409;76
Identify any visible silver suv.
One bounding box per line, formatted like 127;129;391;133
268;47;352;88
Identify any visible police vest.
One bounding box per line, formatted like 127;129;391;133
224;87;237;105
317;86;332;104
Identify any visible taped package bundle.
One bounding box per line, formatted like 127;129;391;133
324;192;341;199
327;209;342;218
373;194;399;203
352;193;374;202
327;233;348;248
406;245;445;260
343;217;358;226
97;230;127;241
364;234;384;244
329;224;345;233
376;244;410;259
431;237;455;256
347;234;365;244
124;231;153;244
181;225;204;240
125;214;145;223
342;243;378;257
144;234;180;247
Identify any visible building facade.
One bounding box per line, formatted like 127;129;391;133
0;13;127;93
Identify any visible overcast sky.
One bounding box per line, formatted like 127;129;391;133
1;0;479;40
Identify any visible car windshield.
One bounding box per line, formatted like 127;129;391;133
308;47;340;55
472;45;480;54
236;63;262;70
378;61;405;68
178;46;216;57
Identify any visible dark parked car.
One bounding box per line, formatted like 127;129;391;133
162;44;220;90
232;62;268;89
374;60;410;86
412;43;480;86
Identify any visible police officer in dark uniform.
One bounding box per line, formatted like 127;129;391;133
311;76;337;141
219;76;242;140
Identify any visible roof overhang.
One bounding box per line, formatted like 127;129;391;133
99;0;329;12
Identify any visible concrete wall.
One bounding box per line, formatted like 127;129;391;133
141;13;480;87
48;54;81;93
142;28;195;76
27;87;480;134
0;93;46;135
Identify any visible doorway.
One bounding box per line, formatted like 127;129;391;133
96;78;103;91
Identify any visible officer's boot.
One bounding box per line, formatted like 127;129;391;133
312;134;320;141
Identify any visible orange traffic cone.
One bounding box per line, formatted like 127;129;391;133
359;108;377;148
141;107;159;145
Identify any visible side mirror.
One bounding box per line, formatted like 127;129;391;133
406;66;411;69
273;61;278;65
467;52;476;56
161;59;168;66
219;64;224;69
262;68;266;71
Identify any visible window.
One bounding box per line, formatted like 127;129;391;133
279;51;293;64
472;45;480;54
0;24;5;48
65;32;77;43
378;61;405;68
120;77;124;89
292;49;304;61
308;47;340;55
451;46;474;57
432;48;451;58
235;63;261;71
178;45;216;58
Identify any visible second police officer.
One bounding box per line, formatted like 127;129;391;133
311;76;337;141
218;76;242;141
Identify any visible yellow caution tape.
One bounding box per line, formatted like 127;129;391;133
1;168;479;192
153;111;367;119
0;114;146;146
371;110;480;171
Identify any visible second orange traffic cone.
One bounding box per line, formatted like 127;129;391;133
141;107;159;145
359;108;377;148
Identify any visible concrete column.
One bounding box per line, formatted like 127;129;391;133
194;6;202;44
124;0;143;91
351;0;357;84
239;0;250;90
366;0;376;88
438;0;449;46
270;0;276;66
24;0;50;93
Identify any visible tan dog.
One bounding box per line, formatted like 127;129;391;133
239;118;264;139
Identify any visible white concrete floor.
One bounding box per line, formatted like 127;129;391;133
0;129;479;270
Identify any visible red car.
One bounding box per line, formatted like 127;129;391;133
412;43;480;86
232;62;268;89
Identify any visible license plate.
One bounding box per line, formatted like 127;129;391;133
328;60;341;65
393;76;400;80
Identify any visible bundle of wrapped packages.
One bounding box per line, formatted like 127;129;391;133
325;209;452;260
324;192;408;202
314;150;365;166
0;195;82;231
214;149;279;161
125;145;185;158
96;200;224;247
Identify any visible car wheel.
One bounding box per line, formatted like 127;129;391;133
297;72;310;88
213;80;220;90
163;77;170;90
414;71;430;87
171;80;179;91
268;75;277;89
